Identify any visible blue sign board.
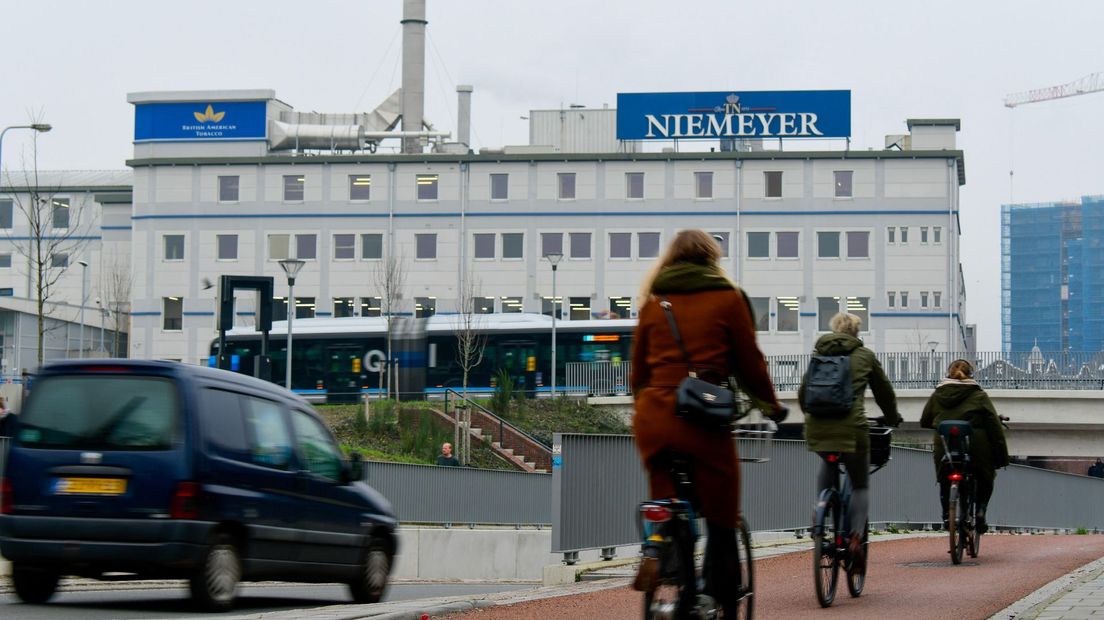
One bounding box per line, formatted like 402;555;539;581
616;90;851;140
134;101;267;142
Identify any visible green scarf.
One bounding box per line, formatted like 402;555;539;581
652;262;735;294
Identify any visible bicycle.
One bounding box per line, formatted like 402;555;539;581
811;423;893;608
939;420;979;565
637;419;777;620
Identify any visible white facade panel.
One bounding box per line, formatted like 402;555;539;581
884;159;948;198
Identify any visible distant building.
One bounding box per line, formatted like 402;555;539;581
1001;195;1104;352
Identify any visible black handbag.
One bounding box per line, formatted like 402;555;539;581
658;297;736;429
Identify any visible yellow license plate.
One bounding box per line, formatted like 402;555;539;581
56;477;127;496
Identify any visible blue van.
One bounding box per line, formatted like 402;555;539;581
0;360;397;611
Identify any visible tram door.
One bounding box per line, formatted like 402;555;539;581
325;344;363;404
500;340;538;395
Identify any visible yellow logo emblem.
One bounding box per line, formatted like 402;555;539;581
193;105;226;123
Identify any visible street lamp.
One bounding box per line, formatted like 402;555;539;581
77;260;88;358
278;258;305;390
0;123;52;172
543;252;563;397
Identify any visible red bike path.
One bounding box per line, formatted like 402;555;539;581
438;535;1104;620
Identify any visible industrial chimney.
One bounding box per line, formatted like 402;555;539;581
457;85;473;150
401;0;427;154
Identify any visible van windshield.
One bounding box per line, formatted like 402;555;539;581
18;375;181;450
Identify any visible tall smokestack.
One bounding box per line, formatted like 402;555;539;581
401;0;427;154
457;85;473;150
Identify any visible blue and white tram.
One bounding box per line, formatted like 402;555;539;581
211;313;636;402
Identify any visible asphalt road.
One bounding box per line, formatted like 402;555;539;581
0;581;535;619
439;534;1104;620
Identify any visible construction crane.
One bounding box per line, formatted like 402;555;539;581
1004;71;1104;108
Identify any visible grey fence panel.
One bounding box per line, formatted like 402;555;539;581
553;433;1104;554
363;461;551;525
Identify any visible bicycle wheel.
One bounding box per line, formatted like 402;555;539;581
643;521;696;620
966;485;980;559
948;483;962;565
812;489;841;608
728;518;755;619
846;521;869;597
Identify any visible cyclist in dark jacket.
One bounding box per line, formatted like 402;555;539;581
920;359;1009;534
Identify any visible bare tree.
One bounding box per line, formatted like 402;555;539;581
453;271;488;465
99;247;132;358
3;136;92;364
372;249;407;398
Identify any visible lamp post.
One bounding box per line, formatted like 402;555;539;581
278;258;305;390
77;260;88;358
0;123;52;172
543;252;563;397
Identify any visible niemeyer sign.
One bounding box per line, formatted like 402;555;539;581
616;90;850;140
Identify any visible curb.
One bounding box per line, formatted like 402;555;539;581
987;555;1104;619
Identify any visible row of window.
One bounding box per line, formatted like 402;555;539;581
888;290;943;309
212;169;858;203
888;226;942;245
0;198;71;230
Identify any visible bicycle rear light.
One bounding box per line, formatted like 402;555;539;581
641;504;673;523
948;472;963;482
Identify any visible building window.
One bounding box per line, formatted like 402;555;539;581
569;296;591;320
51;253;68;268
268;235;289;260
0;199;12;229
283;175;304;201
361;233;382;260
609;232;631;259
267;234;315;260
921;291;929;308
900;291;909;308
500;296;523;313
847;297;869;329
934;226;942;244
344;174;370;201
0;253;11;269
333;297;355;318
0;288;12;296
638;232;660;259
557;173;576;200
609;296;632;319
490;173;508;200
777;231;800;259
474;233;495;259
272;297;288;321
694;172;713;199
899;227;909;244
764;171;782;198
834;171;853;198
888;291;896;308
749;297;770;332
163;297;183;331
626;172;644;199
502;233;523;259
541;232;563;257
747;232;770;258
218;176;239;202
294;297;316;319
920;227;929;244
710;231;730;258
415;297;436;318
887;227;896;244
817;231;841;258
475;297;495;314
818;297;840;331
164;235;185;261
333;234;355;260
360;296;381;317
416;233;436;259
847;231;870;258
416;174;439;200
934;291;942;308
569;232;591;259
776;297;799;332
542;297;560;318
296;234;317;260
217;234;238;260
52;198;70;229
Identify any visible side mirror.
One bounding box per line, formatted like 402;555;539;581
344;452;365;484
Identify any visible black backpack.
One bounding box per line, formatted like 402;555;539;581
802;354;855;418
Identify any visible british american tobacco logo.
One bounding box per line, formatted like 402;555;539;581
182;104;237;137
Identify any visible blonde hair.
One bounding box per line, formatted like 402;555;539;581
947;359;973;380
829;312;862;337
637;229;726;303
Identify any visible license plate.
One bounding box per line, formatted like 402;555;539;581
55;477;127;496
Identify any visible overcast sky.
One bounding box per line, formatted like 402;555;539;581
3;0;1103;350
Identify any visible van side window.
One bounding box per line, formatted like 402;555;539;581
289;409;343;481
242;397;293;470
198;388;249;460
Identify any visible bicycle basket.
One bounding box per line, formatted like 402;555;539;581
869;427;893;467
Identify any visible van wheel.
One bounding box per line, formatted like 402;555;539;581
190;533;241;612
11;563;60;604
349;541;391;604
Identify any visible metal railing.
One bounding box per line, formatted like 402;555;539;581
443;388;551;450
551;433;1104;555
566;361;632;397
